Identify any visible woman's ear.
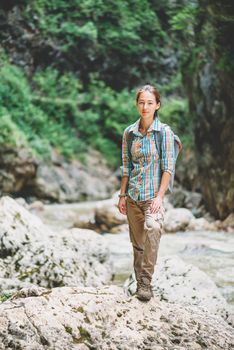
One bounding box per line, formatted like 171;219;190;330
156;101;161;111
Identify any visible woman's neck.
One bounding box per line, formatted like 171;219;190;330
139;117;154;133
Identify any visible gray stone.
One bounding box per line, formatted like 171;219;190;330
30;149;118;202
124;255;232;325
0;146;37;194
94;205;128;232
164;208;195;232
221;213;234;230
0;285;233;349
186;217;218;231
0;196;112;292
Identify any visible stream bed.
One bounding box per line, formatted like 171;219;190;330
36;201;234;309
103;230;234;308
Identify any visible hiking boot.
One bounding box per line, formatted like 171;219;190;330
136;277;153;301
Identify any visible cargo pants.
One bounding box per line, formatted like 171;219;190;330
126;195;165;283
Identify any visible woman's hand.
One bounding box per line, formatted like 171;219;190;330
118;197;127;215
150;194;163;213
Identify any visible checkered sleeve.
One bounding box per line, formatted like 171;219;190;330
120;129;131;177
161;126;175;174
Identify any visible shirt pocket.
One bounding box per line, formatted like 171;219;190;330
148;134;159;159
131;138;142;161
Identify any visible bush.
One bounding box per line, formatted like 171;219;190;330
0;62;87;159
0;58;193;167
0;113;28;148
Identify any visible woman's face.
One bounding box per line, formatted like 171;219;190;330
136;91;160;120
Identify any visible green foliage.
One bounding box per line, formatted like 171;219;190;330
168;1;199;67
83;75;137;140
93;138;120;168
0;57;193;167
22;0;169;89
0;292;12;303
0;113;28;147
0;59;135;165
216;50;234;73
170;3;198;32
0;62;85;159
0;0;198;168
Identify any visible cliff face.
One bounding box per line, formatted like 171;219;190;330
182;0;234;219
0;1;178;90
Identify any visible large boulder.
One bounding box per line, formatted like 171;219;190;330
0;146;118;203
0;285;233;350
0;196;112;292
124;255;232;324
94;205;128;233
168;187;204;217
164;208;195;232
25;149;119;203
221;213;234;231
0;146;37;195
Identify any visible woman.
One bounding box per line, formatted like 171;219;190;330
118;84;176;302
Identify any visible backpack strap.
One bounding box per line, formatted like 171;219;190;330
126;130;134;170
153;123;182;193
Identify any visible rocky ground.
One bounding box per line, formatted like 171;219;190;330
0;285;233;350
0;196;233;349
33;191;233;234
0;197;112;293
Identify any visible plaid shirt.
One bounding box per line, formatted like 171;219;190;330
121;118;175;201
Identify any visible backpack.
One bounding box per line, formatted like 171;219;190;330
126;123;182;193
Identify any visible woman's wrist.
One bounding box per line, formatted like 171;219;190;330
157;191;164;199
118;193;127;198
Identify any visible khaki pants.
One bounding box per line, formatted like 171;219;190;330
126;196;165;283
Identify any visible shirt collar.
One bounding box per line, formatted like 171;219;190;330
129;117;162;135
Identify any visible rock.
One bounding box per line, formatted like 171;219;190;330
110;224;129;234
175;149;200;192
95;205;128;232
168;187;204;217
0;278;34;296
0;143;118;203
29;200;44;211
164;208;195;232
184;191;203;212
168;187;187;208
124;255;232;324
15;197;29;209
186;217;219;231
73;192;128;233
0;146;37;195
0;196;112;292
0;285;233;349
28;149;119;203
163;195;173;211
73;217;97;231
221;213;234;231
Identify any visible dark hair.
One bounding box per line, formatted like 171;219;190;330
136;84;161;118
